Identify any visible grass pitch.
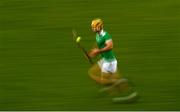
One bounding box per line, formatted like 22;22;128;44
0;0;179;110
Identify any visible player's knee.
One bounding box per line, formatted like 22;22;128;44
88;64;100;74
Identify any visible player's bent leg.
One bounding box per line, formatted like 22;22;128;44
88;64;102;84
100;72;120;85
99;69;131;94
88;60;122;86
88;64;101;76
100;78;130;93
88;64;118;85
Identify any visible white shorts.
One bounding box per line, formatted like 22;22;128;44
98;59;117;73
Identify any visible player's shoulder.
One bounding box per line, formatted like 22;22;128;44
103;31;111;38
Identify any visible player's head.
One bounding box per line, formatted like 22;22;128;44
91;18;103;32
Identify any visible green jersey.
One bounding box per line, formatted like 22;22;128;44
96;30;116;61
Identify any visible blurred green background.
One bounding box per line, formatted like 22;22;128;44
0;0;179;110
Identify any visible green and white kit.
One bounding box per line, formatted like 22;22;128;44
96;30;117;73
